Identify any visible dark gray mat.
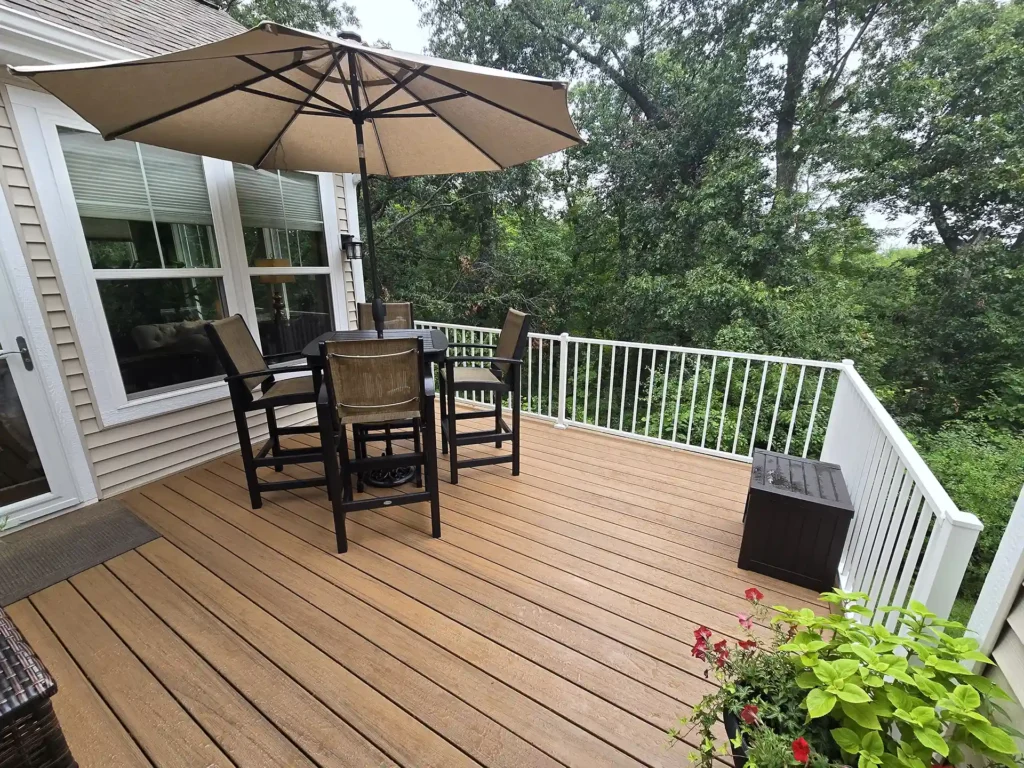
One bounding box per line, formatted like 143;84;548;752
0;500;158;606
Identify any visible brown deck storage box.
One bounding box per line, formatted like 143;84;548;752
738;450;854;592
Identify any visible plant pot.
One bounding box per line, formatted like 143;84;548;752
723;710;749;768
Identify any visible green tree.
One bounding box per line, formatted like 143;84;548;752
218;0;357;31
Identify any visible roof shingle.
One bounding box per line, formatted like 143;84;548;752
2;0;245;57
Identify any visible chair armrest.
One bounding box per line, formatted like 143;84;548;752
445;356;522;366
447;343;498;350
264;350;305;362
223;364;316;383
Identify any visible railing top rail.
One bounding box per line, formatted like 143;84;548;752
840;363;982;531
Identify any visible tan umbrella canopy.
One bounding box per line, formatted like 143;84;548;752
10;23;582;334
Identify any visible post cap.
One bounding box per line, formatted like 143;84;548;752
338;30;362;43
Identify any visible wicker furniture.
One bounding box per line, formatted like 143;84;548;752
356;302;414;332
0;610;76;768
439;309;530;484
205;315;324;509
739;450;854;590
317;336;441;553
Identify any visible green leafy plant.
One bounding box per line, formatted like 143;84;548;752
773;589;1023;768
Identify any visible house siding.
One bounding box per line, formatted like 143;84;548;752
1;84;357;497
988;584;1024;740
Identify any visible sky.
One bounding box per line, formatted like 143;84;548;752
344;0;915;247
348;0;432;54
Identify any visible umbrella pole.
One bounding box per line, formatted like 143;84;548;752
348;49;386;338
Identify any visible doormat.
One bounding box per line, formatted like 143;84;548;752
0;500;158;606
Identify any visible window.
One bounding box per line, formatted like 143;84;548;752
58;128;227;397
234;165;334;356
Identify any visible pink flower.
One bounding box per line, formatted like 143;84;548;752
745;587;764;603
792;738;810;763
737;612;753;630
691;638;708;661
714;639;730;668
740;704;759;725
694;625;712;642
739;639;757;651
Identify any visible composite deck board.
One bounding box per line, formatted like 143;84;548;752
4;413;822;767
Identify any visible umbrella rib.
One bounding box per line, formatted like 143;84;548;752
254;54;341;169
240;86;348;116
238;55;352;115
354;53;392;177
362;50;579;144
365;66;428;112
106;49;335;140
367;93;466;117
358;52;504;171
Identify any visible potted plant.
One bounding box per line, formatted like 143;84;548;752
773;589;1022;768
673;588;1023;768
673;588;841;768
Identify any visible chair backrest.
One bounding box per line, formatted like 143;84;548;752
205;314;270;390
491;309;531;380
357;302;414;331
322;337;424;425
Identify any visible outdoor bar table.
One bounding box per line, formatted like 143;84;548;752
302;328;449;487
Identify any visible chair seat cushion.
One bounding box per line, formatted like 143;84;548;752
256;375;316;405
444;366;507;391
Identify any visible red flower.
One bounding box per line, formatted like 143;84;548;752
737;612;753;630
745;587;764;603
740;704;759;725
694;625;712;642
791;738;810;763
739;639;758;651
713;639;730;668
691;638;708;661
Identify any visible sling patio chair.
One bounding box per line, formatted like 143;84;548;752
354;301;420;488
205;315;324;509
317;336;441;553
439;309;530;484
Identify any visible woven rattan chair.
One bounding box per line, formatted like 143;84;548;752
439;309;530;484
354;301;418;488
205;315;324;508
356;302;414;331
0;609;76;768
317;336;440;552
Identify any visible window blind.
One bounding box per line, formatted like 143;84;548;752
57;127;214;225
233;164;324;232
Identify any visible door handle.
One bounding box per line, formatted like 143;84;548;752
0;337;33;371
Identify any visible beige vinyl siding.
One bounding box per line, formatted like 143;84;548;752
335;173;358;328
1;89;357;497
988;584;1024;740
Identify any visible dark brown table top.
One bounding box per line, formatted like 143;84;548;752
301;329;449;362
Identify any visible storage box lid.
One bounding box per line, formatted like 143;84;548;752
750;450;854;513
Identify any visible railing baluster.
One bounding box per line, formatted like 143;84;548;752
631;348;643;433
606;346;616;428
619;347;628;431
644;350;658;436
748;362;769;455
658;351;672;438
572;341;579;420
583;343;591;424
686;354;701;445
701;355;717;448
784;365;806;455
671;353;686;443
802;368;826;458
866;469;915;613
594;345;604;425
547;339;554;417
537;338;545;414
527;337;533;413
716;357;733;451
886;498;932;631
732;359;751;454
876;486;922;622
766;362;787;452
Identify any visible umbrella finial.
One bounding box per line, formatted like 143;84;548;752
338;30;362;43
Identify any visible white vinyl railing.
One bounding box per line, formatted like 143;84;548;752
417;320;982;621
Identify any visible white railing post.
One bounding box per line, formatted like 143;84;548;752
910;510;982;622
820;359;856;467
967;484;1024;664
555;332;569;429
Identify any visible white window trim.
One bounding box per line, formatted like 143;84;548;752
9;85;350;427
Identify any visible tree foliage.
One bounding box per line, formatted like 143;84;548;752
218;0;357;31
357;0;1024;607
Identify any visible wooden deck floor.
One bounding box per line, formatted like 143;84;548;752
6;412;822;768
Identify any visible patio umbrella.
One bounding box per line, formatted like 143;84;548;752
9;23;582;336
